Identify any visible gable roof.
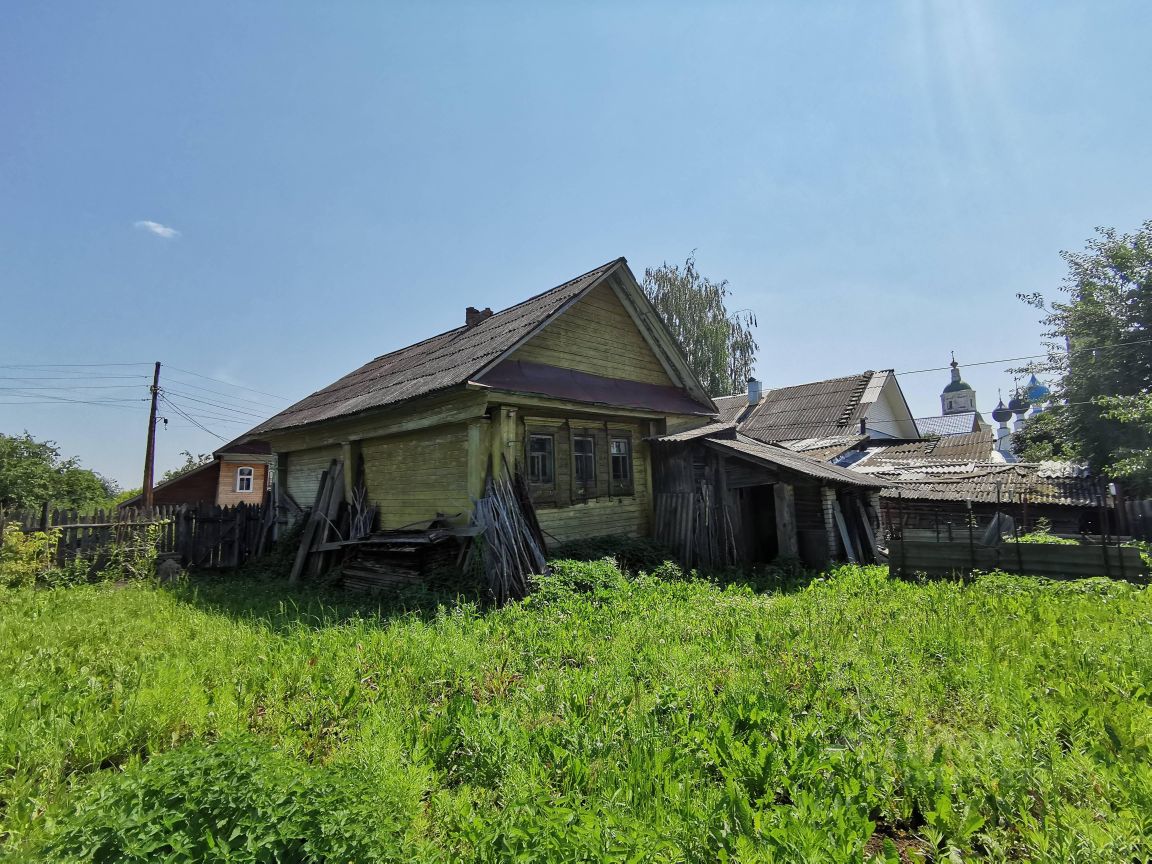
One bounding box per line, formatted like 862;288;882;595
250;258;713;435
735;371;890;442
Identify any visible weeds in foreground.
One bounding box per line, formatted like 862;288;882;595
0;563;1149;862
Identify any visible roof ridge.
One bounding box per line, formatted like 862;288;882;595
353;257;625;369
835;372;873;426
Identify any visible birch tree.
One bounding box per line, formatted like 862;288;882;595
642;253;758;396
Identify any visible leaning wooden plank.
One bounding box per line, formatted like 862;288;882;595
855;499;879;559
310;461;345;578
289;467;332;585
832;500;858;564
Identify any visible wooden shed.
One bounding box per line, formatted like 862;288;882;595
650;425;888;570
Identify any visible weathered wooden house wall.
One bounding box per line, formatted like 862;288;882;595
362;425;472;528
508;281;675;387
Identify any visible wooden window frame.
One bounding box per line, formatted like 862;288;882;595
573;435;596;487
610;437;633;492
236;466;254;493
527;433;555;488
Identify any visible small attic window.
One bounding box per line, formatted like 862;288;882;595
236;466;254;492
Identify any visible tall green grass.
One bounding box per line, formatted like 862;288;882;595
0;563;1149;862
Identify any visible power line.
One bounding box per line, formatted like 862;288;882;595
164;365;291;401
0;397;149;410
894;337;1152;377
0;374;149;381
0;362;153;369
155;377;285;410
162;389;269;419
0;384;149;391
159;395;228;441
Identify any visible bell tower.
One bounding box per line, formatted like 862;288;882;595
940;353;977;415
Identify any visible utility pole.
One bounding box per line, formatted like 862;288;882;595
142;361;161;510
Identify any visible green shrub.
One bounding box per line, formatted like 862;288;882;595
47;735;414;863
1015;518;1078;545
1;523;57;588
549;534;675;573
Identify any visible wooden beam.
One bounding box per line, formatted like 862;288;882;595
467;418;490;500
774;482;799;559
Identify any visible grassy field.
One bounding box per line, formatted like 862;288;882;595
0;562;1150;862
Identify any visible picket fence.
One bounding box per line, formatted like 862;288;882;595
2;503;272;570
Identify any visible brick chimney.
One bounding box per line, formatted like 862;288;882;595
466;306;493;327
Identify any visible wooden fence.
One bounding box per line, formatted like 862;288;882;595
1121;498;1152;540
2;503;272;570
889;539;1148;582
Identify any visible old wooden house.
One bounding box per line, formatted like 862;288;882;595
247;258;717;547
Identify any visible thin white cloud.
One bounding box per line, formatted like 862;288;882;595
134;220;180;239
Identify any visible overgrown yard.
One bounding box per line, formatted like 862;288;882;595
1;564;1150;862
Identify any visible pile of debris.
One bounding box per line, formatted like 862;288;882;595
287;457;547;603
464;466;548;604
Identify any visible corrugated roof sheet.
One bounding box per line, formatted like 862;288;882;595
916;413;980;436
877;462;1100;507
705;435;888;488
737;371;881;442
654;422;737;442
853;430;996;470
713;394;750;424
780;435;867;461
251;259;624;433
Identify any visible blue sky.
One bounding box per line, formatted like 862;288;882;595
2;2;1150;488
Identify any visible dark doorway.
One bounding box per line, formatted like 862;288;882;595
738;485;778;563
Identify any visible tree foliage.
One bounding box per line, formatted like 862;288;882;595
1015;221;1152;491
642;253;759;396
0;432;117;510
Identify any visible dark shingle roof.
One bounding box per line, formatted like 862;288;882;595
704;435;888;488
738;372;879;441
252;259;624;434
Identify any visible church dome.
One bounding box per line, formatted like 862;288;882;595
943;378;973;393
991;400;1013;424
1009;394;1030;415
1026;374;1051;402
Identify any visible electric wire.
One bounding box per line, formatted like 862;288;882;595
162;390;269;419
164;365;290;401
159;395;228;441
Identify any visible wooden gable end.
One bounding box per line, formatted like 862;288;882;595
507;281;675;387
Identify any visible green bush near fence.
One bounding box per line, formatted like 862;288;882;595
1;562;1150;862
